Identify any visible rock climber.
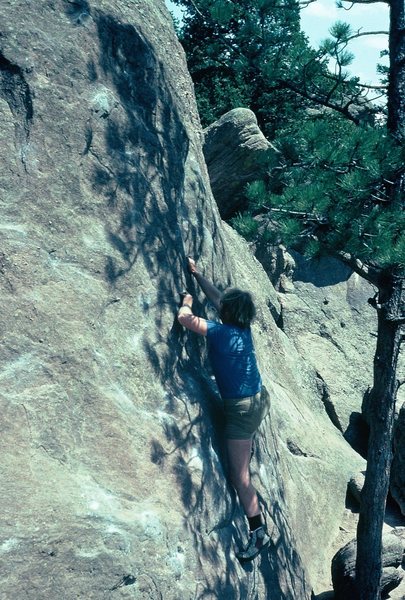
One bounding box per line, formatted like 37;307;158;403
177;257;270;562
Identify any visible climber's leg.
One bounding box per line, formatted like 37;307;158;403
227;437;270;561
226;438;261;518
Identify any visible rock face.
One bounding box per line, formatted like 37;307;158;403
0;2;365;599
331;529;405;599
278;253;377;443
203;108;277;219
392;405;405;514
264;245;405;511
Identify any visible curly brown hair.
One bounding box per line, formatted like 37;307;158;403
219;288;256;328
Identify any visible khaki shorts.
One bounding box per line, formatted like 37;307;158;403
224;386;270;440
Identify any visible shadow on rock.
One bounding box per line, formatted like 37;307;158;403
91;12;312;599
91;12;248;597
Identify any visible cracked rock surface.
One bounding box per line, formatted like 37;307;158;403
0;2;366;598
203;108;277;219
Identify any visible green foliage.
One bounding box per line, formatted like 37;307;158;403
174;0;316;136
173;0;384;135
377;50;389;85
231;213;259;241
279;218;304;244
208;0;234;24
240;117;405;269
246;180;267;210
303;239;322;259
328;21;352;42
321;22;355;70
173;0;400;273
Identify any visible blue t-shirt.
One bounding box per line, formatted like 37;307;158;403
206;320;262;400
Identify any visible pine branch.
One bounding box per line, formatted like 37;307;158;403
336;251;382;286
322;73;388;91
342;91;364;114
338;0;389;7
260;210;385;288
311;29;388;97
298;0;317;6
188;0;203;17
326;62;344;103
346;30;388;43
262;206;328;223
280;79;362;124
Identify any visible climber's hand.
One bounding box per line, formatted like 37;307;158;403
181;293;193;306
179;291;193;307
187;257;198;275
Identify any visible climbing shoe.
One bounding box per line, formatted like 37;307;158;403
236;526;270;562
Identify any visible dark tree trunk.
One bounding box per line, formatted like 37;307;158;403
354;0;405;595
387;0;405;138
355;294;402;598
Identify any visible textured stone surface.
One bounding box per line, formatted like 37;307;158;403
348;471;366;504
203;108;277;218
278;254;377;439
392;403;405;515
278;253;405;512
331;529;405;599
242;176;383;451
387;569;405;599
0;2;365;599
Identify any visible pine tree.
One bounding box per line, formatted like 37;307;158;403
172;0;321;137
172;0;383;135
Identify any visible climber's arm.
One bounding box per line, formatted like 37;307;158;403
178;293;208;336
188;258;222;312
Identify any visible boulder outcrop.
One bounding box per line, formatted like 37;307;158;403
255;221;405;517
203;108;277;219
1;2;365;598
277;253;376;444
392;405;405;515
331;529;405;599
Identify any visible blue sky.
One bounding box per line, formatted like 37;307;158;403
301;0;388;85
165;0;389;86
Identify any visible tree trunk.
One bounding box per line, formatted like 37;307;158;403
355;277;404;600
354;0;405;592
387;0;405;138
